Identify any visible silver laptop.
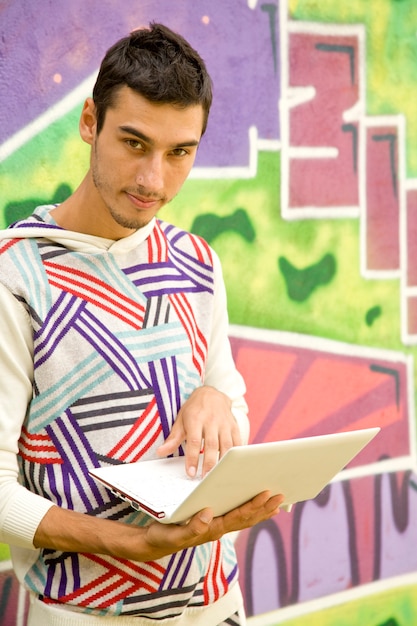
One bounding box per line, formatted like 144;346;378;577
89;427;380;524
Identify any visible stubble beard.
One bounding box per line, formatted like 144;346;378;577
91;148;167;231
107;202;153;231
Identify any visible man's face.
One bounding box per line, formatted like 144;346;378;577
84;86;204;237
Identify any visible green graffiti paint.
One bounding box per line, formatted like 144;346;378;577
278;253;336;302
191;208;255;244
366;305;382;326
0;543;10;561
4;183;72;226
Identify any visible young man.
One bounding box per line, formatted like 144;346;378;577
0;23;282;625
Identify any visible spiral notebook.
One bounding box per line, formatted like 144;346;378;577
89;427;379;524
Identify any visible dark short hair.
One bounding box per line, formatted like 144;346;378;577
92;22;213;135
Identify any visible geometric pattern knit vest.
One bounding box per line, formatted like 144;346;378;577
0;206;238;619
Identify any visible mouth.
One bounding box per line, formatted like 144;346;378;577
125;191;162;210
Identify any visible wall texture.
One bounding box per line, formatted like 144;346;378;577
2;1;417;625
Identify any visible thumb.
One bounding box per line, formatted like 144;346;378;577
185;508;214;536
157;420;185;457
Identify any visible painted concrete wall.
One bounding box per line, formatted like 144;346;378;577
2;1;417;624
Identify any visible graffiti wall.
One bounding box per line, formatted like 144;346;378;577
1;0;417;624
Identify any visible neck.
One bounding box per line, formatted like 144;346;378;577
50;173;138;240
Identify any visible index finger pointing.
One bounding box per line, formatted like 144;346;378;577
184;435;204;478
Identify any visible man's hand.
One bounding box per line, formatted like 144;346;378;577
34;491;284;563
157;386;242;477
141;490;284;560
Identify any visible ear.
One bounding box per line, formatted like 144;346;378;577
79;97;97;145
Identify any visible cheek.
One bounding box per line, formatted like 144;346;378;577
100;153;129;184
168;175;189;198
169;162;194;189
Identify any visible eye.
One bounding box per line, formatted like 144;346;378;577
126;139;144;150
170;148;189;157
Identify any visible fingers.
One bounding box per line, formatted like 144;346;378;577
185;417;242;478
200;422;241;478
187;492;284;540
157;386;243;478
143;493;284;560
253;491;284;514
185;394;242;477
183;433;204;478
218;419;242;458
221;491;284;532
156;420;185;458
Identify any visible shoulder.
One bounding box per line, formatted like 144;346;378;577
156;219;215;267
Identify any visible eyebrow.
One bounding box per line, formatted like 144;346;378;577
119;125;200;149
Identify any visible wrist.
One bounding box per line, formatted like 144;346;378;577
34;505;151;561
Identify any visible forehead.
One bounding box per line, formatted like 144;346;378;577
102;86;205;143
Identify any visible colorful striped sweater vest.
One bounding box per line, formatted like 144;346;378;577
0;207;239;619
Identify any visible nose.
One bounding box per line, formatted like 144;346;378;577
135;153;164;191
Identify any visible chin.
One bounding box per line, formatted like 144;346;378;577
110;210;153;231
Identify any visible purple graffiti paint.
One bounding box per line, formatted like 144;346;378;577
250;527;281;614
298;484;351;601
379;471;417;579
0;0;280;167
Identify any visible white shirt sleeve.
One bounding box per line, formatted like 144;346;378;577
0;283;54;548
203;252;250;444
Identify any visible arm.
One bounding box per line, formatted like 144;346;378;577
34;490;283;561
158;252;249;476
0;283;55;547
